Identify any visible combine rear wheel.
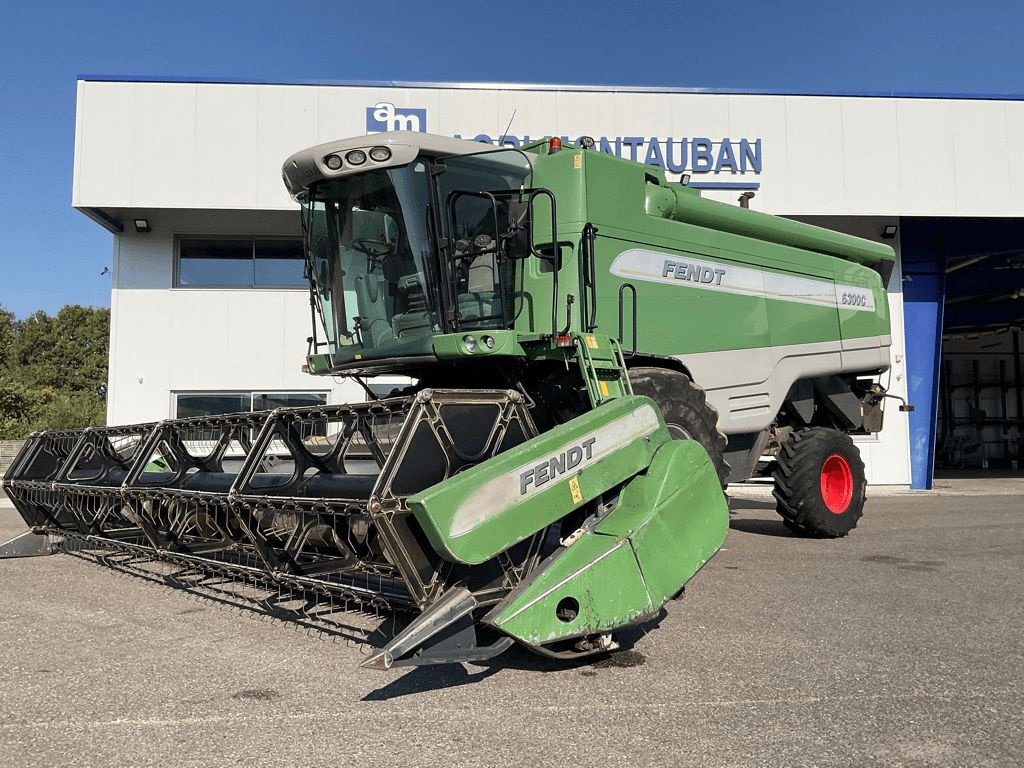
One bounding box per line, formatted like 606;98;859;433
772;428;865;537
628;367;729;488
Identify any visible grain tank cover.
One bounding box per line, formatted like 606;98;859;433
644;182;895;274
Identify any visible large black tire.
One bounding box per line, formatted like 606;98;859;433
628;367;730;488
772;427;866;537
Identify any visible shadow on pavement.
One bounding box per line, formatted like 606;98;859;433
361;664;503;700
728;497;777;511
361;609;666;700
728;517;793;538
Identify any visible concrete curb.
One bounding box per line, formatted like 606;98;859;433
729;477;1024;498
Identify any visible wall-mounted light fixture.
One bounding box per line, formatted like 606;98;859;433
881;224;898;239
738;191;755;209
680;173;691;186
134;218;151;233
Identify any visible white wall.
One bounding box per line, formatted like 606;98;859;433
106;209;361;425
75;79;1024;218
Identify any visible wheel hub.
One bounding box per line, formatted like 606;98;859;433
820;454;853;514
666;422;692;441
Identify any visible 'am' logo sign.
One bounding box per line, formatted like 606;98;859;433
366;102;427;133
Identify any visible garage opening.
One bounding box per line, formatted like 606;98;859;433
903;218;1024;485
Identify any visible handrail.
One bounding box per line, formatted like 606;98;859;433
526;188;559;335
617;283;637;359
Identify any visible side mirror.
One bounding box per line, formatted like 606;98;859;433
506;200;531;258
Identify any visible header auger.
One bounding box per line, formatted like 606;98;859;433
4;130;899;667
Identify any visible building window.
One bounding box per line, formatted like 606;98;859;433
175;393;252;418
176;238;306;288
365;376;415;399
174;391;328;418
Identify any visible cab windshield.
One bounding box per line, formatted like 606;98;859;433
301;149;533;362
304;161;439;357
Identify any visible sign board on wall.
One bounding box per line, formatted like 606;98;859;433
74;78;1024;217
365;100;762;191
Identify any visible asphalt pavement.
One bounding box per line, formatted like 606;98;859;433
0;487;1021;768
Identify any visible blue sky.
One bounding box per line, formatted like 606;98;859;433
0;0;1021;318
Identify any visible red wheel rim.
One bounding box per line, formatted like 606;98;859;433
820;454;853;514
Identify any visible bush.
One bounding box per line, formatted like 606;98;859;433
0;305;109;438
0;377;40;439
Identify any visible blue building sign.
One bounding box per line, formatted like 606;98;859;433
366;102;428;133
367;102;762;190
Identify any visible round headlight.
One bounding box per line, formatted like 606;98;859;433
463;335;477;353
323;154;343;170
482;335;495;349
369;146;392;162
345;149;367;166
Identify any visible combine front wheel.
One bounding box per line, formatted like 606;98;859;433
628;367;729;488
772;428;866;537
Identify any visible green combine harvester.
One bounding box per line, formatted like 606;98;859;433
2;132;902;668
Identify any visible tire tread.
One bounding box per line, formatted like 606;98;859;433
771;427;866;538
629;367;730;488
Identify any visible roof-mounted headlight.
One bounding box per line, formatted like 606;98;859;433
323;154;343;170
369;146;392;162
345;150;367;166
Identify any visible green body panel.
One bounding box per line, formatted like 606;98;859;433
483;438;728;646
517;145;892;356
408;395;669;565
833;258;891;343
486;533;655;645
595;438;729;604
431;330;526;360
597;232;853;354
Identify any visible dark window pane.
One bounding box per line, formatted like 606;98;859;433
176;393;252;418
253;392;327;411
255;239;306;287
178;239;254;286
254;392;329;438
367;382;403;398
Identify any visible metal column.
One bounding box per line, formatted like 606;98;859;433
900;219;947;490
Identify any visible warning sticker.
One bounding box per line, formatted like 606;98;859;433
569;476;583;504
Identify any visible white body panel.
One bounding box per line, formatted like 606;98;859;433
680;337;890;435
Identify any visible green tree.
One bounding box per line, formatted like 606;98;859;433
0;304;109;438
0;377;43;438
33;389;107;432
0;306;15;370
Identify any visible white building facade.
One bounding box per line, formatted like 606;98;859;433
74;77;1024;488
